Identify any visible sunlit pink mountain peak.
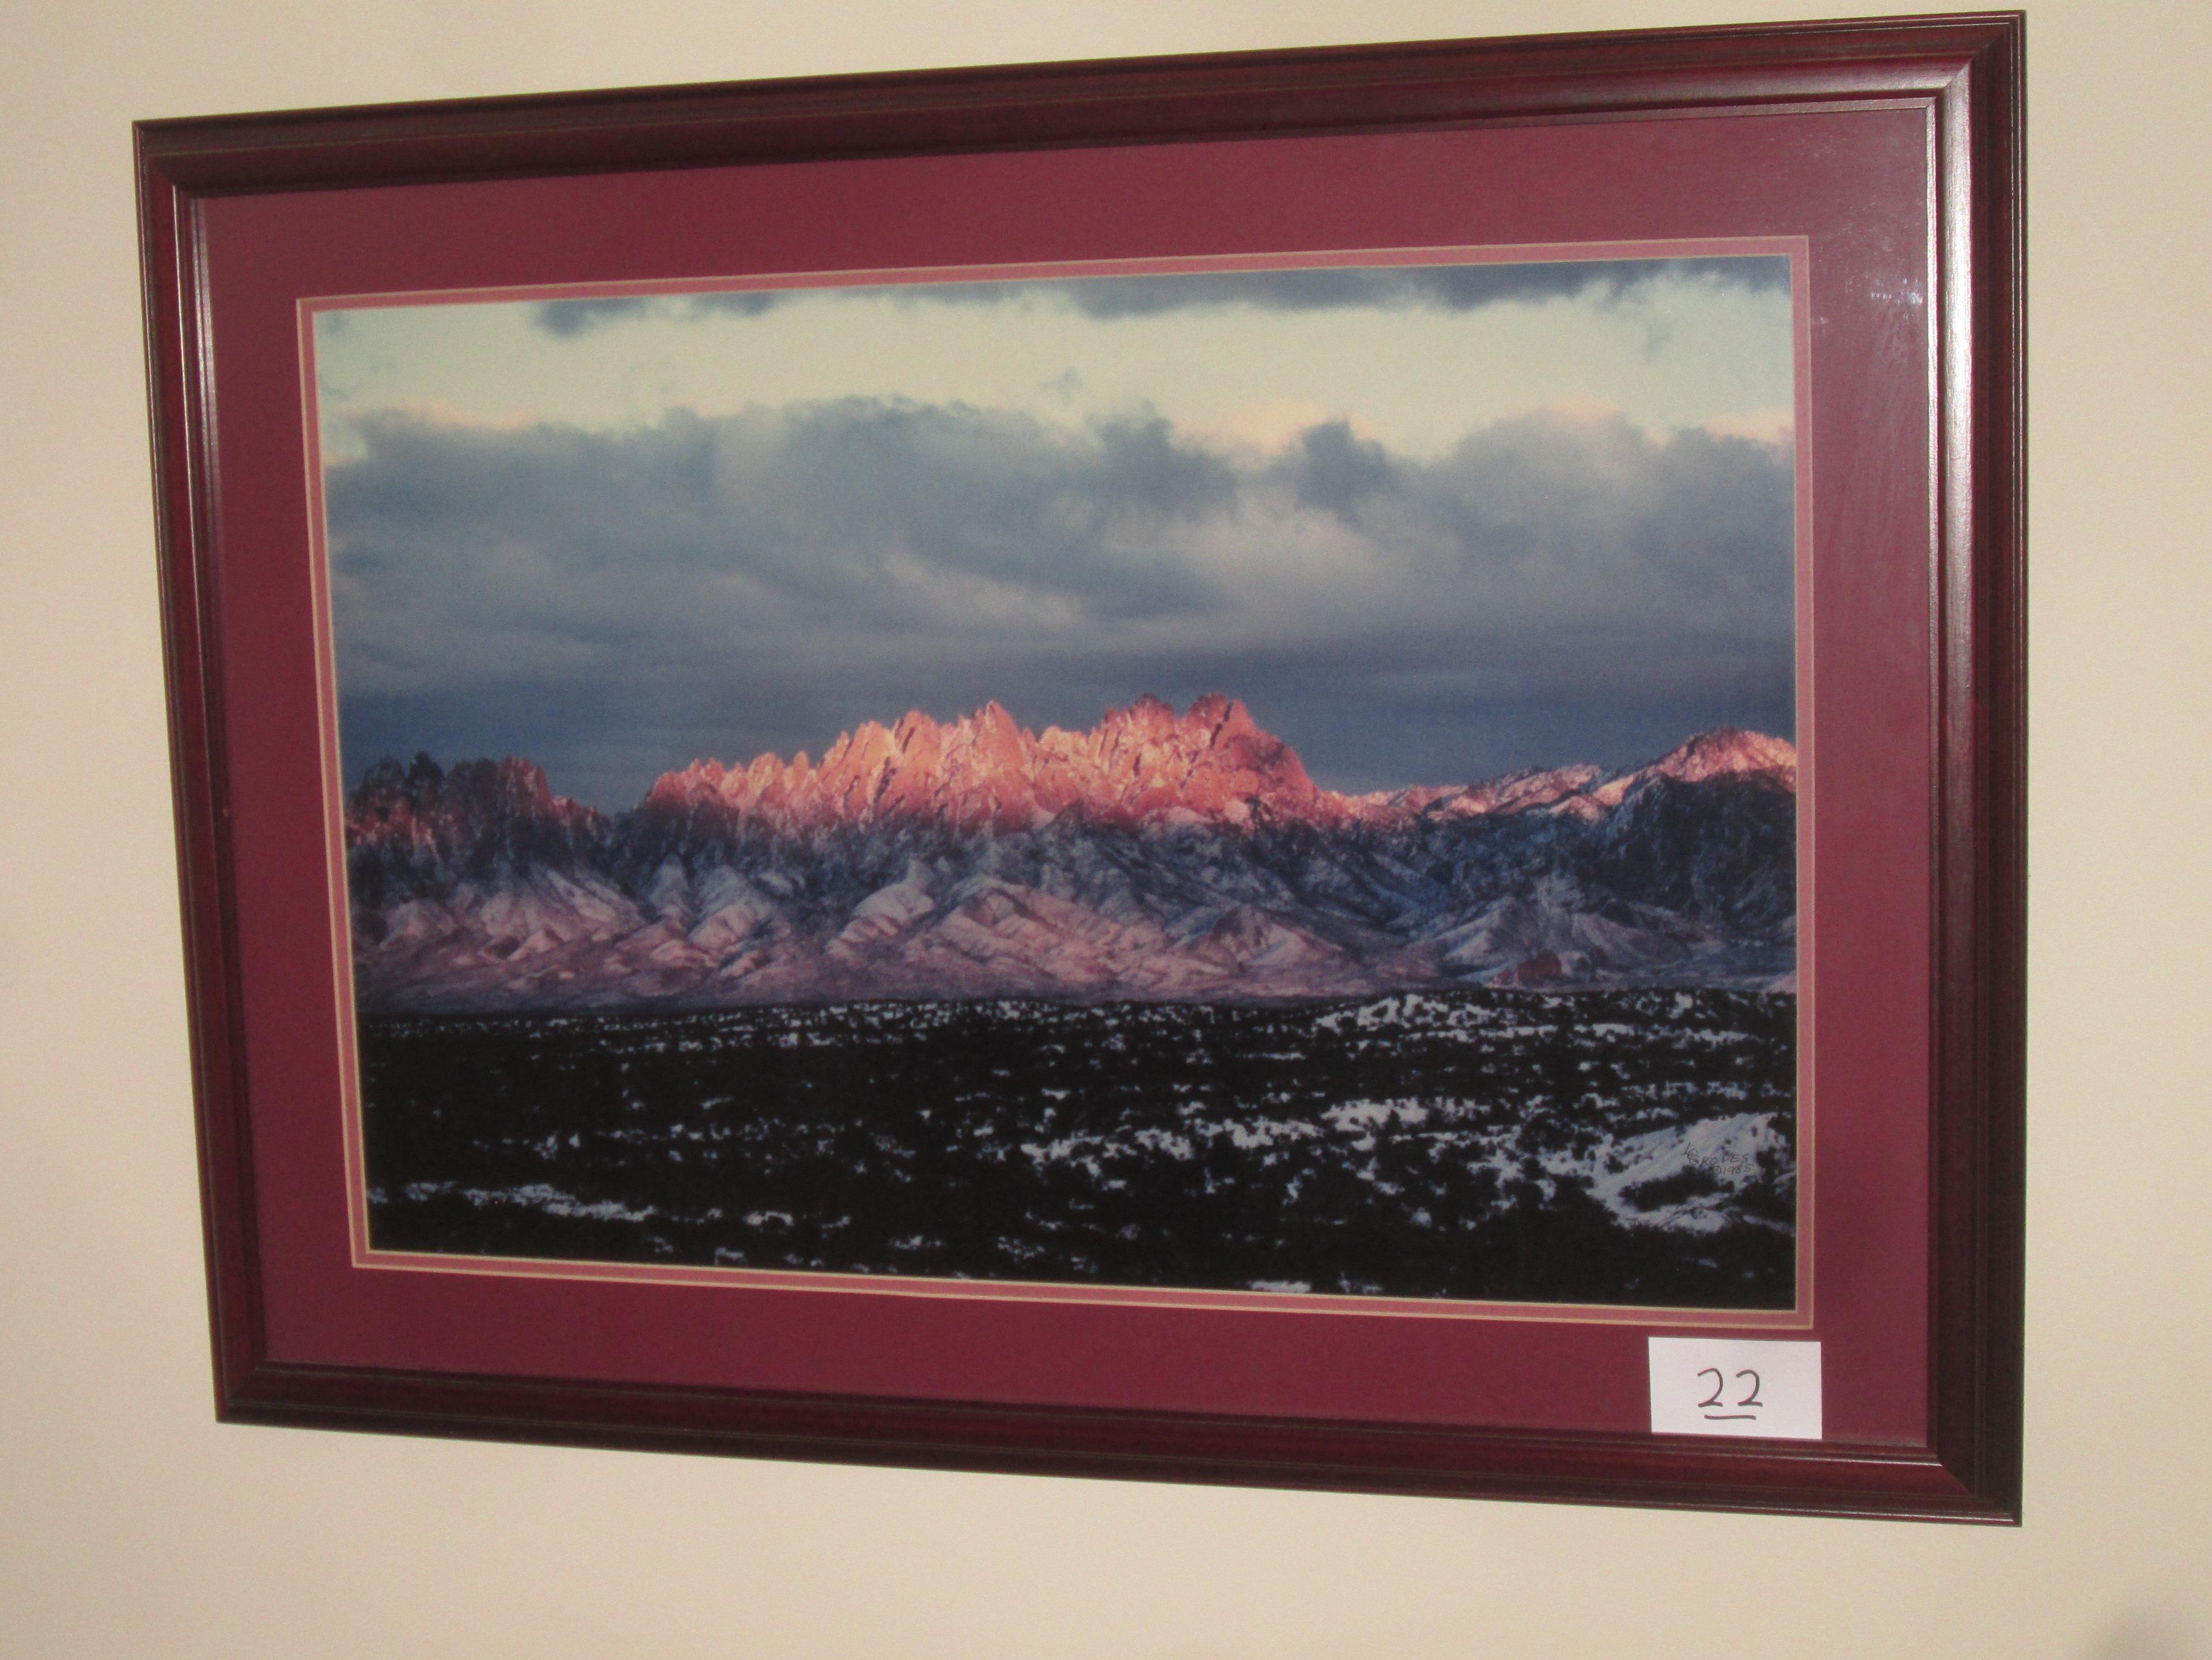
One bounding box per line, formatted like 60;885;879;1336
1647;726;1798;785
342;704;1800;1009
633;698;1801;835
641;694;1330;833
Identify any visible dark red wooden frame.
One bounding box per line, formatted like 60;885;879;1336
137;12;2025;1519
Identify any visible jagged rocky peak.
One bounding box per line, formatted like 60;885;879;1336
1055;692;1319;821
354;708;1799;850
623;700;1801;839
1579;728;1797;814
341;708;1802;1010
344;753;609;907
349;752;602;842
1646;726;1798;786
638;694;1326;833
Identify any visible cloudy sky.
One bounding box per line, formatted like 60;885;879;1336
314;253;1798;809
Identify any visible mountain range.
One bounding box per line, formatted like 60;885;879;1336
343;695;1797;1010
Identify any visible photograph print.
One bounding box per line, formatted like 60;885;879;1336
316;247;1805;1310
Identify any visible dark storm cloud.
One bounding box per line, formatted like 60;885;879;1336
532;296;658;336
686;291;787;318
328;400;1794;808
929;257;1789;319
527;256;1789;336
533;291;789;335
1287;421;1399;516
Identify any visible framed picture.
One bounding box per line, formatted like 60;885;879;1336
138;11;2025;1519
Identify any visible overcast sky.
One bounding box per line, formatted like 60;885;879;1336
315;254;1797;808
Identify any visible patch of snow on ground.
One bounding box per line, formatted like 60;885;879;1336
1132;1128;1197;1160
1323;1099;1432;1134
439;1182;660;1223
1588;1112;1789;1233
1198;1116;1323;1150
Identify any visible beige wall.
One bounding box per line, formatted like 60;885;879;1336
3;1;2206;1655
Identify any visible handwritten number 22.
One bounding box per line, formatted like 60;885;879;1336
1696;1367;1763;1416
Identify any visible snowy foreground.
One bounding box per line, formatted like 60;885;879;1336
362;987;1796;1307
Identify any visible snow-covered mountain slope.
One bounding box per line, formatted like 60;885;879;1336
344;698;1797;1009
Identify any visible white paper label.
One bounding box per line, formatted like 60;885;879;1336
1648;1337;1823;1439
